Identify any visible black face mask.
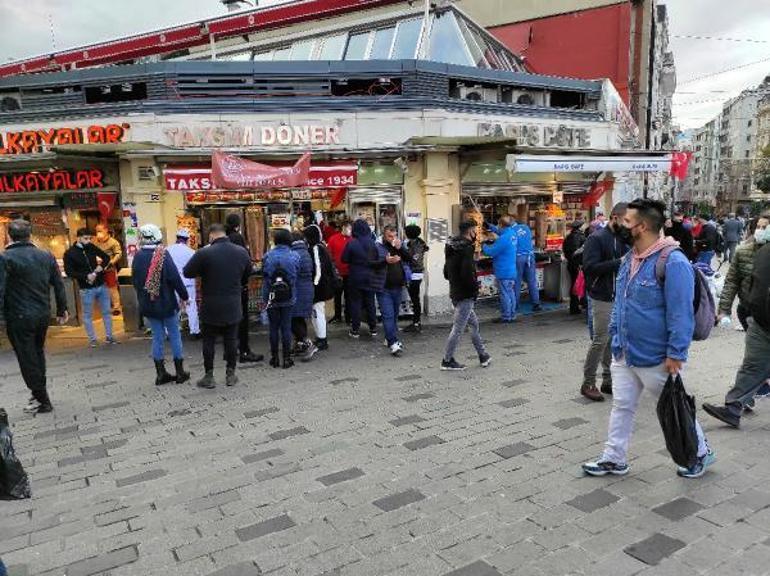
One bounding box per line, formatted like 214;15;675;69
617;225;635;245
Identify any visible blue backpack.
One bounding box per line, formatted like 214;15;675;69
655;246;715;341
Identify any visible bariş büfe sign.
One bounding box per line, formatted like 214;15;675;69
164;162;357;191
0;123;129;155
0;169;106;193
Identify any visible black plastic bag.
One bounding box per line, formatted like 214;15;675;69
0;408;31;499
656;374;699;469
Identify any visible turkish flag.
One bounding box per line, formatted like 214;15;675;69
670;152;692;181
211;150;311;190
97;192;117;222
582;179;614;208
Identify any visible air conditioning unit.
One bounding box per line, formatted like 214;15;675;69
505;88;547;107
0;93;22;112
458;85;500;103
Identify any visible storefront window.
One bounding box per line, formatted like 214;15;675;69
345;33;370;60
391;18;423;59
370;27;395;59
290;40;316;60
318;34;347;60
428;12;473;67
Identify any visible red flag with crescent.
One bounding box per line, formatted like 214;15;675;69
582;179;614;208
211;150;311;190
97;192;117;222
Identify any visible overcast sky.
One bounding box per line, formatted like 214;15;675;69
1;0;768;131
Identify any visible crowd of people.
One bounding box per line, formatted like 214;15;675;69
1;198;770;482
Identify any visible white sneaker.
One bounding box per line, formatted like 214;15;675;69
389;341;404;356
23;398;41;413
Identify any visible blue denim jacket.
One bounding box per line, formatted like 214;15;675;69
609;247;694;367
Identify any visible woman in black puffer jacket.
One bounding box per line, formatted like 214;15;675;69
304;224;336;350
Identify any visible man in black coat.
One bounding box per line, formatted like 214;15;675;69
225;213;263;363
441;221;490;371
563;221;586;314
580;203;629;401
184;223;253;389
0;220;69;414
664;211;695;261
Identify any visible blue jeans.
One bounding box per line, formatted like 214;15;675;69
80;284;113;342
148;315;184;361
697;250;715;269
268;306;293;354
376;288;403;345
514;253;540;310
498;278;517;321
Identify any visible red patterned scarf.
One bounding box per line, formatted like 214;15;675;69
144;245;166;300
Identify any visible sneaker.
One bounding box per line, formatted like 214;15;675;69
239;351;264;363
369;328;378;338
23;398;41;413
403;323;421;333
677;450;716;479
301;343;319;362
106;337;119;345
479;353;492;368
532;304;543;312
196;372;216;390
441;358;466;371
225;369;238;387
36;402;54;414
89;340;98;348
582;460;629;477
315;338;329;351
702;403;740;428
389;341;404;356
348;330;360;339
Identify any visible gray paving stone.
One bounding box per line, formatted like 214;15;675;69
92;401;130;411
205;561;263;576
317;467;366;486
653;497;705;521
442;560;502;576
241;448;284;464
552;417;589;430
403;392;436;402
498;398;529;408
395;374;422;382
115;468;167;487
329;377;358;386
33;425;78;439
235;514;296;542
268;426;310;440
404;435;446;451
624;533;686;565
372;489;426;512
552;338;573;344
244;407;279;418
501;379;526;387
64;545;139;576
493;442;535;459
188;490;241;512
389;414;427;427
566;488;620;513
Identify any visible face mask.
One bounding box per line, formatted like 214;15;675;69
756;228;770;245
617;224;640;245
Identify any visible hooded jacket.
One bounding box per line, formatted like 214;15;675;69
342;219;385;291
582;226;629;302
304;224;336;303
444;236;479;301
664;220;695;261
261;244;299;308
132;245;188;319
481;225;518;280
290;239;315;318
719;240;761;314
747;243;770;330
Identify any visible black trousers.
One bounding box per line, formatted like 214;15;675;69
267;307;292;355
568;262;581;314
7;316;49;397
291;317;308;342
202;322;238;373
238;290;252;355
349;286;377;332
408;279;422;324
333;276;351;323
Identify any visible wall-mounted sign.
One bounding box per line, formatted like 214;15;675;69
478;122;592;149
184;189;344;204
0;124;130;155
165;163;357;191
0;169;106;193
505;154;673;174
62;192;98;209
163;124;341;148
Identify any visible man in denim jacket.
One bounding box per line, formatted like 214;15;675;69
583;199;715;479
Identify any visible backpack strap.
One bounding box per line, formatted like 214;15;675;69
655;245;681;285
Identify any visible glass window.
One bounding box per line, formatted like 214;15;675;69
253;51;273;61
289;39;315;60
345;32;370;60
370;27;395;59
221;51;253;61
272;47;291;61
318;33;347;60
428;12;473;67
392;18;423;59
456;17;489;68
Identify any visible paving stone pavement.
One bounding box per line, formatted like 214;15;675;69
2;311;770;576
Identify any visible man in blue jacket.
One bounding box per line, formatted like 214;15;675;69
482;216;518;323
513;219;542;314
583;198;714;479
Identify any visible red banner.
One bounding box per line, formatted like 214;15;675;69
97;192;117;221
211;150;311;190
669;151;692;181
166;162;356;192
582;179;615;208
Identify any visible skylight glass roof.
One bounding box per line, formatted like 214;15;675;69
207;7;523;72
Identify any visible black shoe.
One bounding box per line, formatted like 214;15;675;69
315;338;329;351
403;323;422;333
196;372;216;389
269;355;280;368
532;304;543;312
441;358;466;371
600;383;613;395
225;368;238;387
174;359;190;384
348;330;360;339
702;403;740;428
154;360;176;386
283;357;295;369
329;317;342;325
36;402;54;414
479;353;492;368
239;351;264;363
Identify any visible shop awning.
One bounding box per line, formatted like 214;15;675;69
505;154;673;173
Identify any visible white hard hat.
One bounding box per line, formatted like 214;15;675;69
176;228;191;239
139;224;163;244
